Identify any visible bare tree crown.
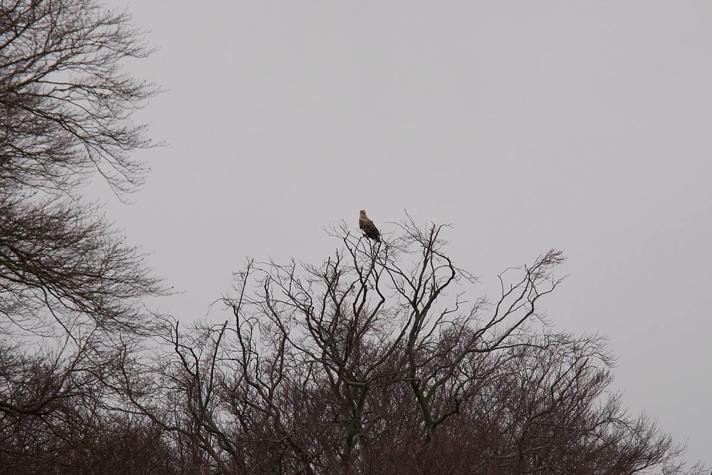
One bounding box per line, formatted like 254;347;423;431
102;219;703;474
1;0;155;194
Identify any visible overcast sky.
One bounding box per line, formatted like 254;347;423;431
103;1;712;465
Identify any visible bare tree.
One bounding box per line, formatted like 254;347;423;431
0;1;162;468
114;219;703;474
0;0;159;347
0;0;155;193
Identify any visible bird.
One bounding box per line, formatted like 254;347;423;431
359;210;380;242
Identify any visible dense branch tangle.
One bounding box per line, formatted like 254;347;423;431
0;2;161;467
0;0;159;340
0;0;155;193
98;217;704;473
124;219;580;473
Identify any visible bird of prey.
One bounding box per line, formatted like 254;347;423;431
359;210;381;242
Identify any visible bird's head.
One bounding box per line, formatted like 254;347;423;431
359;209;367;218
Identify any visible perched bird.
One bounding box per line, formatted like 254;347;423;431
359;210;381;242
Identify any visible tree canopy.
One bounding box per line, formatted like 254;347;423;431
0;0;159;444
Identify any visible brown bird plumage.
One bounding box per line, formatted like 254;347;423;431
359;210;380;242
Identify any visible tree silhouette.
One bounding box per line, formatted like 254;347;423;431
112;219;704;474
0;0;160;454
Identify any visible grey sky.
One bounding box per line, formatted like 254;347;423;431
104;1;712;465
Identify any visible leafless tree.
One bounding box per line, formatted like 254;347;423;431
115;219;704;474
0;0;155;193
0;0;162;468
0;0;159;345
